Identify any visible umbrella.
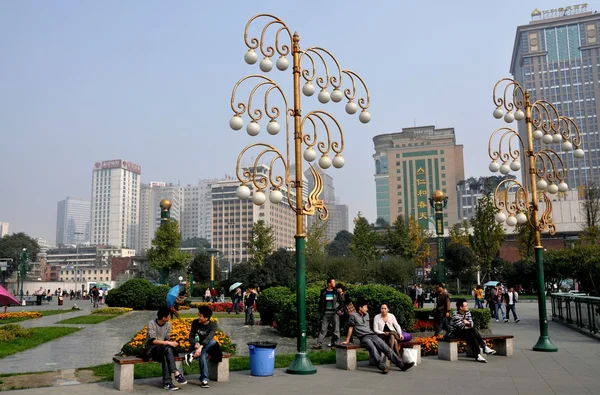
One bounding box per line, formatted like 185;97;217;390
483;281;499;287
166;284;181;307
229;282;242;292
0;285;21;306
95;282;111;289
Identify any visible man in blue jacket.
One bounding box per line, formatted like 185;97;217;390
313;277;341;349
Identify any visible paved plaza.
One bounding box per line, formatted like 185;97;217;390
1;301;600;394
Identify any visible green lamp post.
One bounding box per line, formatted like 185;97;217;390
429;190;448;284
158;199;171;284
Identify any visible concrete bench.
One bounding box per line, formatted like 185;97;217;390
438;335;514;361
112;352;231;391
334;341;422;370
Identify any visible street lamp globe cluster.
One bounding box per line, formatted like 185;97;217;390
487;78;584;352
226;14;370;374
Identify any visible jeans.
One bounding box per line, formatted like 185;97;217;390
433;310;449;336
245;305;254;325
506;304;518;320
453;327;485;358
495;303;506;320
148;345;178;385
316;311;340;345
361;334;402;368
489;301;496;318
193;339;217;382
475;298;484;309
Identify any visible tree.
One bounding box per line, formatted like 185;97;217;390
253;248;296;288
544;249;573;291
407;215;430;268
305;220;328;264
375;217;389;229
470;193;506;280
326;230;352;257
147;220;191;284
370;256;416;287
580;184;600;245
384;215;411;258
445;243;478;280
449;221;470;248
244;220;275;266
350;212;381;264
514;213;536;260
181;237;211;251
0;233;40;278
189;252;222;284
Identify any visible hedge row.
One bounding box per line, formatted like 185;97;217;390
105;279;170;310
257;284;414;337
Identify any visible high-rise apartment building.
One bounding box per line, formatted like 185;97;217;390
138;182;182;253
373;126;465;230
181;180;218;242
0;222;8;237
304;168;349;241
211;165;306;266
90;159;141;250
56;197;91;246
511;5;599;188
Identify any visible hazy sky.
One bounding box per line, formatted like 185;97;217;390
1;0;596;243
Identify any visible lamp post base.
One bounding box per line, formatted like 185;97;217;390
286;352;317;375
533;336;558;352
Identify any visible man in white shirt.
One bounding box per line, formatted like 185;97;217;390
504;287;520;323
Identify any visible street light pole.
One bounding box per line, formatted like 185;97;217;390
489;78;584;352
74;231;83;293
19;249;28;302
429;191;448;284
228;14;370;375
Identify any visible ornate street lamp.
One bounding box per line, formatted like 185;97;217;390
228;14;370;374
489;78;584;352
429;190;448;283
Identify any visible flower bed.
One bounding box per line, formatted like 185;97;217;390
121;317;236;356
0;311;42;321
90;307;132;315
412;319;435;332
414;336;493;356
190;302;243;312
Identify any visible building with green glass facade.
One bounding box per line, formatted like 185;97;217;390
510;6;599;188
373;126;464;230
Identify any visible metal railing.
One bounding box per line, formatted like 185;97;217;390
551;293;600;335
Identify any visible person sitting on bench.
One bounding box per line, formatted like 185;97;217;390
373;302;412;356
145;306;187;391
341;299;414;374
448;299;496;363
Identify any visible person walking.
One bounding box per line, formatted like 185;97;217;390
487;286;496;319
494;284;506;323
433;282;451;336
504;287;520;322
219;287;225;303
448;299;496;363
145;307;187;390
416;284;424;308
210;288;217;303
227;288;241;314
244;288;257;326
313;277;341;349
474;285;484;309
91;286;99;308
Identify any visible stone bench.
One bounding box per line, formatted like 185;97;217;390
112;352;231;391
438;335;514;361
334;340;422;370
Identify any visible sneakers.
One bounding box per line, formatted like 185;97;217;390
378;362;390;374
400;361;415;372
476;354;487;363
200;380;209;388
312;344;322;350
504;319;509;323
495;319;499;322
164;383;179;391
484;346;496;355
327;341;338;348
515;319;520;323
184;353;194;366
174;373;187;385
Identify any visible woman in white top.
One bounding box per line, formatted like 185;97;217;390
373;303;412;355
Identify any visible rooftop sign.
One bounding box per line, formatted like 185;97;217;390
532;4;589;20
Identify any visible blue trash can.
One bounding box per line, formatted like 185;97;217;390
248;341;277;376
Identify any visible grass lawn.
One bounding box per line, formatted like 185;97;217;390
0;310;76;325
0;327;81;359
180;312;261;320
83;349;368;382
56;315;118;325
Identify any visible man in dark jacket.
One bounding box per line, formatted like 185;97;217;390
313;277;340;349
185;305;220;388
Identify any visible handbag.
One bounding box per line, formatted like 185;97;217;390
402;348;418;366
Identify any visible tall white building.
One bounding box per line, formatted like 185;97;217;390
56;197;91;246
138;182;182;253
90;159;141;250
181;180;218;242
0;222;8;237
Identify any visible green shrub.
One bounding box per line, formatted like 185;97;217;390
146;285;170;310
105;278;153;310
414;308;491;330
348;284;414;331
0;324;33;342
256;287;293;325
274;286;321;337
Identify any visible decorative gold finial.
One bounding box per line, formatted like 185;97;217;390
160;199;172;210
432;190;445;202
